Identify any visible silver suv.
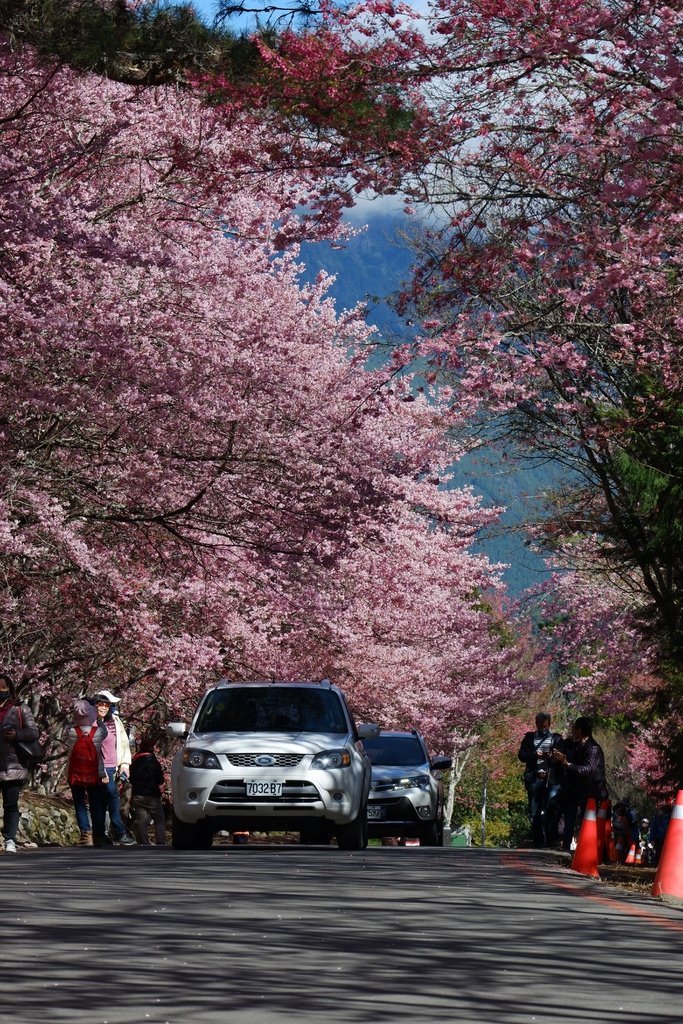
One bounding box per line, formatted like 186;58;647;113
363;731;452;846
167;680;378;850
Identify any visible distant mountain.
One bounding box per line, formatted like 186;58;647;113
299;214;557;595
300;212;415;342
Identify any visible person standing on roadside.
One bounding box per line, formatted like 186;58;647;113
518;712;563;847
92;690;135;846
130;734;167;846
0;674;39;855
551;716;608;838
65;699;108;847
557;725;582;852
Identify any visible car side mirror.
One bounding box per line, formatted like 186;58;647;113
357;722;381;740
430;756;452;771
166;722;187;738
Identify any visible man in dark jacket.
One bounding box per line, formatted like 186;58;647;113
518;712;563;847
130;734;167;846
552;716;608;848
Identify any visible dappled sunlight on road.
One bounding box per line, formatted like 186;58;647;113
3;847;683;1023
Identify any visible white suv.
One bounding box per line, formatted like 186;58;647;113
167;680;378;850
364;731;452;846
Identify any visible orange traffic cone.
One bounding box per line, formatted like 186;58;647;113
625;843;637;864
652;789;683;903
634;847;642;865
571;798;599;878
597;799;611;862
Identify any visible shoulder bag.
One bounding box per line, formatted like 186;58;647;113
15;705;47;768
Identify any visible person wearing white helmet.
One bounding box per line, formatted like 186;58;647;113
92;690;135;846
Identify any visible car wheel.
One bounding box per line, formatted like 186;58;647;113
172;812;214;850
419;821;440;847
336;807;369;850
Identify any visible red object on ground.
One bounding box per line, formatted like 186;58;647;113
652;789;683;903
571;798;599;878
597;799;611;863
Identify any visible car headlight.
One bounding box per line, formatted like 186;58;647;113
181;749;221;769
391;775;431;791
310;748;351;769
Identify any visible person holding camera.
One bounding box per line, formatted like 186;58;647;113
0;673;39;854
518;712;563;847
551;716;608;849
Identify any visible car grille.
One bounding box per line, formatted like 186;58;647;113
226;753;304;767
372;780;410;793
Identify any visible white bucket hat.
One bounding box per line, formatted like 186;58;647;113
92;689;121;704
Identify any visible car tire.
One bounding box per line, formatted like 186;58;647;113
419;821;440;847
171;812;214;850
336;807;369;850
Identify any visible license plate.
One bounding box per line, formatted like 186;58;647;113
245;779;283;797
367;805;384;820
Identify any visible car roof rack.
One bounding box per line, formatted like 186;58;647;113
211;678;332;689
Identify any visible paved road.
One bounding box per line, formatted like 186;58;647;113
3;845;682;1023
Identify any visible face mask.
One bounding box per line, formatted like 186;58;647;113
0;689;10;701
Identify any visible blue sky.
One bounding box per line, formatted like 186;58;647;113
189;1;217;21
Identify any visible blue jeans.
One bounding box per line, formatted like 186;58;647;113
103;767;127;838
70;783;105;834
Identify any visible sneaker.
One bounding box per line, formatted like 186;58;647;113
114;833;136;847
4;839;17;854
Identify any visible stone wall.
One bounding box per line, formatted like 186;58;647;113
0;788;80;848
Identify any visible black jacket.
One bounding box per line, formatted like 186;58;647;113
130;751;164;797
565;737;608;803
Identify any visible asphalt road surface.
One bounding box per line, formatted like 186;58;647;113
3;845;682;1024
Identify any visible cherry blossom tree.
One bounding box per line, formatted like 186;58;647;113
228;1;683;762
1;38;532;784
524;542;662;719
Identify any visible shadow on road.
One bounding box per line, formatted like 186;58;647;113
3;846;682;1023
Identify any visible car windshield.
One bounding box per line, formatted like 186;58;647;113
194;687;348;734
363;736;426;767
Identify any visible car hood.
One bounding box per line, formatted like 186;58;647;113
371;764;430;782
188;731;353;754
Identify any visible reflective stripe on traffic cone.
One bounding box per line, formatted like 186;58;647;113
571;798;599;878
597;799;611;863
634;847;642;865
652;789;683;904
625;843;637;864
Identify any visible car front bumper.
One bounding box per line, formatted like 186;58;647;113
172;765;366;827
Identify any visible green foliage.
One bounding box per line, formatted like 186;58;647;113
449;719;532;849
452;773;529;849
0;0;260;84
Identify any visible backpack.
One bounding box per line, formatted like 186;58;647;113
68;725;99;786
